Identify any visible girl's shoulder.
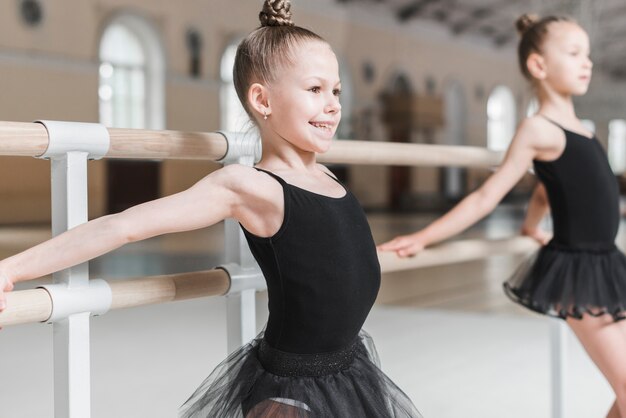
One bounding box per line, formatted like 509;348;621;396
517;115;562;139
514;115;565;155
209;163;262;183
205;163;283;201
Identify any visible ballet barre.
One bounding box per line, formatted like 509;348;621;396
0;121;501;166
0;236;537;327
319;139;503;168
0;120;563;418
378;236;538;273
0;269;230;327
0;121;228;160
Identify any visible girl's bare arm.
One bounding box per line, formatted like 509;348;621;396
0;164;280;309
378;117;554;257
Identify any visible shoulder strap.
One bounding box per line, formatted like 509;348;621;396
323;171;341;184
538;114;565;130
254;167;288;186
322;171;349;194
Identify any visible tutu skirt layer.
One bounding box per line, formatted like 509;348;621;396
504;242;626;321
179;330;422;418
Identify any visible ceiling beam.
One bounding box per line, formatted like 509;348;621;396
449;0;524;35
451;5;494;34
397;0;441;22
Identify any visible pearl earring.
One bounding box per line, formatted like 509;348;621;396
263;111;268;120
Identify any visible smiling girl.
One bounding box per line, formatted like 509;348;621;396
0;1;421;417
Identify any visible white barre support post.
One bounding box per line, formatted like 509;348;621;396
550;319;567;418
35;120;110;418
217;131;265;354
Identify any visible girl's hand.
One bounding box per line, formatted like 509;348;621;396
0;273;14;312
377;233;426;258
521;226;551;246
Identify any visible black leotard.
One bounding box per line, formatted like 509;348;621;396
505;117;626;321
241;168;381;353
533;121;619;249
180;167;421;418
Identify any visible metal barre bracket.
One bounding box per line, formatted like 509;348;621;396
216;131;262;166
219;263;266;295
34;120;110;160
215;130;265;295
37;279;112;323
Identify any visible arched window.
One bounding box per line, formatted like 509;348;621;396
220;40;248;132
99;14;165;129
487;86;516;151
608;119;626;174
98;14;165;214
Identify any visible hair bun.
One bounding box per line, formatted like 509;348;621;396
260;0;294;27
516;13;540;36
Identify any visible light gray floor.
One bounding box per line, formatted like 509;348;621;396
0;207;619;417
0;300;613;417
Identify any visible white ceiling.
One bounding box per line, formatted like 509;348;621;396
333;0;626;78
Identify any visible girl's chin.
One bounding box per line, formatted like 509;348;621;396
574;81;591;94
572;86;590;96
308;142;331;154
309;131;335;147
311;138;334;154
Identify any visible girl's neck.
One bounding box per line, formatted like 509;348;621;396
258;135;318;173
536;86;578;122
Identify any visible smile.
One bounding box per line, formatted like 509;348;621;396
309;122;333;131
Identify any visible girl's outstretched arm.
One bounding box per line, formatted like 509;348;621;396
378;117;554;257
521;183;551;245
0;164;280;310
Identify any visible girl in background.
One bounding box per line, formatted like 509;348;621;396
380;14;626;418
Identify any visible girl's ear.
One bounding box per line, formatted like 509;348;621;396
527;52;547;80
248;83;271;120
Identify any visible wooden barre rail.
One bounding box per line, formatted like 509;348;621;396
0;121;502;166
378;236;539;273
318;140;503;168
0;121;229;160
0;269;230;327
0;236;537;328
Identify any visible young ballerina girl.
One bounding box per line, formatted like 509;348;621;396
379;14;626;418
0;1;421;417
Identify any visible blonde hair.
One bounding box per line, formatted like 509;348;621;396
516;13;573;80
233;0;326;122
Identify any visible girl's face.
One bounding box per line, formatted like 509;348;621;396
264;40;342;154
539;22;593;96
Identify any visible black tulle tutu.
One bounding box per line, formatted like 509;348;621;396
504;241;626;321
179;330;422;418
